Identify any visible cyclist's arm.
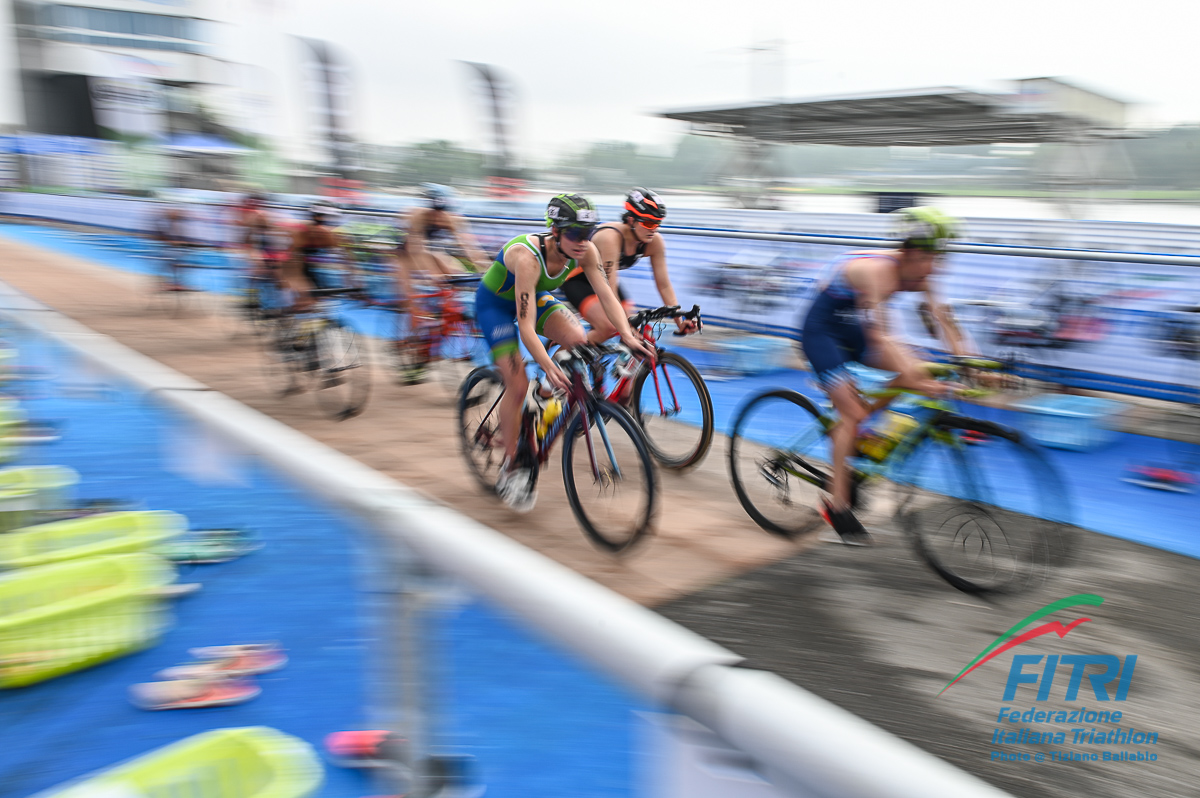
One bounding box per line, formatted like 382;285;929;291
580;245;649;356
509;248;557;375
855;265;945;393
448;215;489;271
284;229;310;293
645;236;678;306
923;282;966;356
853;263;910;360
591;227;622;294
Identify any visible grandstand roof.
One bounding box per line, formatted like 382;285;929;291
659;84;1135;147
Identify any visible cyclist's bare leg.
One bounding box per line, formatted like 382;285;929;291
866;337;945;396
577;295;635;346
578;296;617;345
827;379;869;510
494;349;528;464
541;308;588;399
495;309;585;466
541;307;588;351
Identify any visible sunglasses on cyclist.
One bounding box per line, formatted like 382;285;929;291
634;218;661;231
559;224;596;243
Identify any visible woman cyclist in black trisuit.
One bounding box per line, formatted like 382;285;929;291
559;188;696;343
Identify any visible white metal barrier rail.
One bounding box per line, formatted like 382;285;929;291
3;190;1200;266
0;282;1013;798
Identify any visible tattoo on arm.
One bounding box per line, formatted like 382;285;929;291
519;292;529;320
604;260;615;278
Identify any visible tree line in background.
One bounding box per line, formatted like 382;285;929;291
369;125;1200;196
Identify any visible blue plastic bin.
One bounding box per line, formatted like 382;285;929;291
1012;393;1125;451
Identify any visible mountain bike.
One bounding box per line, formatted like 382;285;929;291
458;344;658;554
379;274;486;394
262;287;371;421
605;305;713;470
727;356;1073;593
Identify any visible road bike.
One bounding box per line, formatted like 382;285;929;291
728;356;1074;593
458;343;658;553
377;274;486;394
604;305;713;470
262;287;371;421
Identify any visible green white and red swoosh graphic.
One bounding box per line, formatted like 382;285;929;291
939;594;1104;696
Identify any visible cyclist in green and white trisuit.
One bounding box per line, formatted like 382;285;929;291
474;193;652;511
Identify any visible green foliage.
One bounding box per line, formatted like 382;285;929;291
1123;126;1200;190
393;140;488;186
561;135;736;190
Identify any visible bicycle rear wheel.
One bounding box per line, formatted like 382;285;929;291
562;400;657;554
727;389;832;539
313;320;371;420
458;366;506;492
889;414;1073;593
630;351;714;470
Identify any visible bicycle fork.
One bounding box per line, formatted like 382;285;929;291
578;403;623;484
646;357;682;417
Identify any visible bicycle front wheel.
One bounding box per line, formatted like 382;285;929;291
889;414;1073;594
386;311;431;385
728;389;831;539
431;320;487;398
260;316;307;399
458;366;506;492
313;320;371;420
562;400;658;554
630;351;714;470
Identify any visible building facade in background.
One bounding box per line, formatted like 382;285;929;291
0;0;353;191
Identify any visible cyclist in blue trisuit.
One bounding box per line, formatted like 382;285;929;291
475;193;653;512
801;207;966;545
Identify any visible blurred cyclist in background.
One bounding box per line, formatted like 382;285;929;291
236;193;284;278
475;193;652;511
395;184;489;315
283;201;345;309
560;187;696;342
800;206;966;545
152;202;191;288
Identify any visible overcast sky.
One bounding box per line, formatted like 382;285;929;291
272;0;1200;161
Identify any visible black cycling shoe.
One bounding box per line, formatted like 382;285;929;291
820;500;872;546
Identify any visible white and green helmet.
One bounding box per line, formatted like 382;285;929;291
545;193;600;230
892;206;959;252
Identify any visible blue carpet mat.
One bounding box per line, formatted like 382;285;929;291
0;300;645;797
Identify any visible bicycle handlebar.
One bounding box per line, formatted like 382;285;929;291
628;304;702;333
